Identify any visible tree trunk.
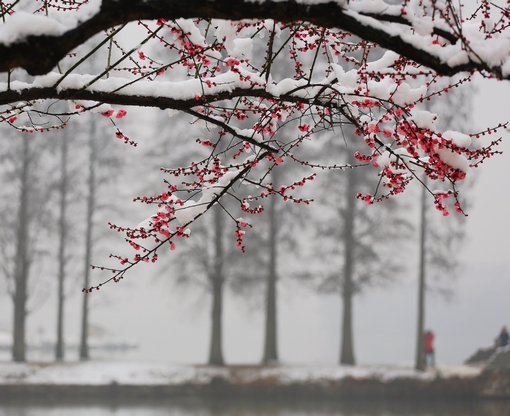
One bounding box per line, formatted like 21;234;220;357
208;205;225;366
263;175;278;364
55;132;69;361
340;167;356;366
12;136;31;363
80;122;97;361
415;182;427;371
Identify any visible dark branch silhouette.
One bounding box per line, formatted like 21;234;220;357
0;0;501;78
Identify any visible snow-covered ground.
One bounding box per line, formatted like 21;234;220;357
0;361;482;385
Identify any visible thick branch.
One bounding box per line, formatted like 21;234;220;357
0;85;345;114
0;0;501;79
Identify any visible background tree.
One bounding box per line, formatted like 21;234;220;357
137;109;262;365
0;129;55;362
257;156;316;364
414;77;475;371
55;126;73;361
78;113;125;360
171;202;259;365
306;128;411;365
262;169;280;364
79;117;98;361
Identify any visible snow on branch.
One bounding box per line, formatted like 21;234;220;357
0;1;509;79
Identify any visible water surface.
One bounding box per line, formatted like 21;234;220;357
1;398;509;416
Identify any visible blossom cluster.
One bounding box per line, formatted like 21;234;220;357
84;10;502;289
0;1;501;290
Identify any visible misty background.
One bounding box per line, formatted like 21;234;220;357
0;74;508;368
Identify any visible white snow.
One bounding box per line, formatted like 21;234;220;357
365;50;400;73
410;109;437;131
443;130;472;148
266;78;309;97
437;148;469;173
214;20;254;58
0;1;101;46
0;360;481;385
0;12;66;45
2;70;267;103
231;126;264;143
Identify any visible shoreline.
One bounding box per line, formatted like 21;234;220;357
0;377;483;403
1;362;509;402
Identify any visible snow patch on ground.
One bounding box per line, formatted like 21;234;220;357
0;361;482;385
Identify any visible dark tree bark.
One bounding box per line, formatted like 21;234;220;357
0;0;494;79
415;182;427;371
12;136;31;363
208;205;225;366
263;171;279;364
339;167;357;366
55;130;69;361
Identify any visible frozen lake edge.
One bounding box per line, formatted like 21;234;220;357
2;361;506;402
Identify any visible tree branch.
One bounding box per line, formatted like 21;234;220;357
0;84;348;115
0;0;502;79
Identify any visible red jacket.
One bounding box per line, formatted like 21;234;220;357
424;332;434;352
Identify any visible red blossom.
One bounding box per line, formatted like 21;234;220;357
225;57;240;67
115;109;127;119
101;109;114;117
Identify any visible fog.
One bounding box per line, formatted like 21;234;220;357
0;76;509;368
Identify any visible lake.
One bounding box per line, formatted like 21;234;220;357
1;398;509;416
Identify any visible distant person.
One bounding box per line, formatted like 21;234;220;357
424;330;435;368
499;326;509;347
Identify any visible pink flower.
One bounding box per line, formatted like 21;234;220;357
115;109;127;119
298;124;310;132
383;128;393;138
367;123;380;134
225;57;240;67
101;109;114;117
138;51;146;60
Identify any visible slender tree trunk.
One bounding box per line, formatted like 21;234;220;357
55;132;69;361
12;136;31;363
208;205;225;365
263;175;278;364
340;167;356;366
80;123;97;361
415;182;427;371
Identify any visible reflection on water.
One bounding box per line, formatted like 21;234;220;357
1;399;510;416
